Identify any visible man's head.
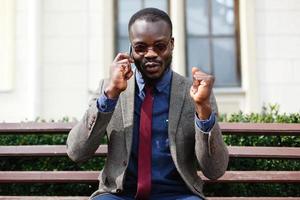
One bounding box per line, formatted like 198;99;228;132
128;8;174;83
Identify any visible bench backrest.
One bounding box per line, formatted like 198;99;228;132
0;122;300;199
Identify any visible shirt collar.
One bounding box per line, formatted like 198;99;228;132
135;67;172;94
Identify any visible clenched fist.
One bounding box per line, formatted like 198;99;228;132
105;53;134;99
190;67;214;120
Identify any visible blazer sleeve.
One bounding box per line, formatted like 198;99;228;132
66;79;114;163
194;92;229;180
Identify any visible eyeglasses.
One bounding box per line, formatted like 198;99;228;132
131;38;171;56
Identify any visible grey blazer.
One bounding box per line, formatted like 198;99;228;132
66;71;229;200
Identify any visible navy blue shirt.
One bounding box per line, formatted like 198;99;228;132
97;68;215;195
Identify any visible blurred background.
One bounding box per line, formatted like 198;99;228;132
1;0;300;122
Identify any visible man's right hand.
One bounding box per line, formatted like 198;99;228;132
105;53;134;99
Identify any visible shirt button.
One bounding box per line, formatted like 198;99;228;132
122;160;127;166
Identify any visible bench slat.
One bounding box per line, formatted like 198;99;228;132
0;123;75;134
0;197;299;200
200;171;300;183
210;198;300;200
0;171;299;183
0;145;107;157
228;146;300;159
220;122;300;135
1;145;300;159
1;122;300;135
0;197;87;200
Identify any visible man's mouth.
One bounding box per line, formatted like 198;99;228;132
144;62;161;73
145;62;161;67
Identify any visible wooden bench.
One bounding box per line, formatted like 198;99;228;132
0;122;300;200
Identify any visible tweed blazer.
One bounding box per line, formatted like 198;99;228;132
66;71;229;200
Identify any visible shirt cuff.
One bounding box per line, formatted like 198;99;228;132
195;112;216;133
97;92;118;112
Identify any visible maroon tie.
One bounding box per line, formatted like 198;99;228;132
136;85;153;200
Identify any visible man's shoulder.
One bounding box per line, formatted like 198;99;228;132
172;70;192;85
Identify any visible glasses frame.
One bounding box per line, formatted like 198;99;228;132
130;37;172;56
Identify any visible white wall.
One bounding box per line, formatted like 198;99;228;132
1;0;300;122
0;0;15;92
41;0;114;120
0;0;114;122
42;0;89;120
255;0;300;113
0;0;32;122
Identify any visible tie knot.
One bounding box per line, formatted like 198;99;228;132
145;85;153;95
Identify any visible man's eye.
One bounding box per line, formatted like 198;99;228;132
134;45;147;52
155;44;167;51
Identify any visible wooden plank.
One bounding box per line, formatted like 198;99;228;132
0;145;108;157
228;146;300;159
0;171;98;183
0;197;88;200
0;171;99;183
201;171;300;183
0;171;299;183
1;122;300;135
209;198;300;200
220;122;300;136
0;123;76;134
1;145;300;159
0;197;299;200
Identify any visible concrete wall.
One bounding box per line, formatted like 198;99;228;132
1;0;300;122
256;0;300;113
0;0;114;122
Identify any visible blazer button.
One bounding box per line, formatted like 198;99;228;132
116;189;122;193
122;160;127;166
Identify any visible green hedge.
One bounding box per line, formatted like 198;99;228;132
0;104;299;196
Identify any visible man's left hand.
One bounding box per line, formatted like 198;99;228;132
190;67;214;120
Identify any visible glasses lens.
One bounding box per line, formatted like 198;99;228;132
133;39;170;55
134;44;147;54
154;43;168;52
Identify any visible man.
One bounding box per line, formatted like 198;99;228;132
67;8;228;200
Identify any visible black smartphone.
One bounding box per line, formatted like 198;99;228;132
129;44;133;58
128;44;134;69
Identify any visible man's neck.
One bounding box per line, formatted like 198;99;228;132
142;68;171;86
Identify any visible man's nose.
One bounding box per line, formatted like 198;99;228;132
144;48;158;58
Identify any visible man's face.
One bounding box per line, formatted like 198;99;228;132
129;19;174;83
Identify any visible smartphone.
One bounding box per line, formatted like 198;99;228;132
129;44;133;58
128;44;134;69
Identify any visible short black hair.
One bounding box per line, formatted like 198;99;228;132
128;7;172;35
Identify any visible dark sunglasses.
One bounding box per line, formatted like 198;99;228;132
131;38;171;56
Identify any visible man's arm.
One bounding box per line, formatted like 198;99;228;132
190;67;229;180
194;93;228;180
66;53;133;163
66;79;114;163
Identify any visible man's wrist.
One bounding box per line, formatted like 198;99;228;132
195;112;216;133
195;101;212;120
97;93;118;112
104;85;121;99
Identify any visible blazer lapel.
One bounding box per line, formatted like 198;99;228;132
168;72;186;142
120;75;135;154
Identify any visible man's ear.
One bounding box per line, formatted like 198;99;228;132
170;37;174;51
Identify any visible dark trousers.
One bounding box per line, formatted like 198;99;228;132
92;193;203;200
